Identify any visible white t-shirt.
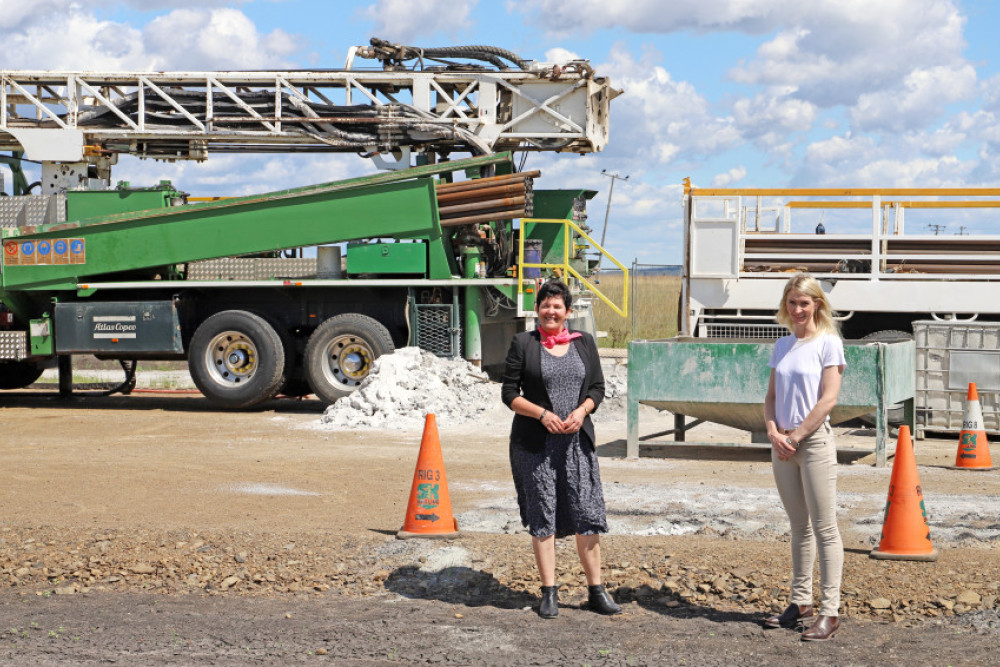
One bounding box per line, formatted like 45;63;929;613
768;332;846;430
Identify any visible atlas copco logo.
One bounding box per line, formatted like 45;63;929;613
91;316;139;339
93;322;138;333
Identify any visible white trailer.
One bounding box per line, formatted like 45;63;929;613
682;182;1000;341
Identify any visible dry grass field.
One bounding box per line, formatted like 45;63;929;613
591;273;681;347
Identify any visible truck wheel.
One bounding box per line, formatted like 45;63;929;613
188;310;286;409
304;314;394;404
0;361;45;390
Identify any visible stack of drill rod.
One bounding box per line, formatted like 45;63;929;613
435;170;538;227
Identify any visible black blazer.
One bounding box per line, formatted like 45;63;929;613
500;329;605;453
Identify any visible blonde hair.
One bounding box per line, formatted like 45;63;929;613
776;273;840;336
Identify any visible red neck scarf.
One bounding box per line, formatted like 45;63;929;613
538;327;582;349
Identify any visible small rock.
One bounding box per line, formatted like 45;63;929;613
869;598;892;609
315;648;328;656
956;590;981;605
220;576;240;589
54;586;76;595
454;613;463;619
730;567;752;581
131;564;155;575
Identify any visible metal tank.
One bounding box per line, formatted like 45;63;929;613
626;337;915;466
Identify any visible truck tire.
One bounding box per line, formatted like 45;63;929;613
304;313;394;405
188;310;286;409
0;361;45;390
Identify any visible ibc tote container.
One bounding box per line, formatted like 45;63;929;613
914;320;1000;437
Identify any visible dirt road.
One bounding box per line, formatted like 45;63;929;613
1;389;1000;664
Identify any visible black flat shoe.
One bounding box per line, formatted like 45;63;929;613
538;586;558;619
586;584;622;616
763;603;814;629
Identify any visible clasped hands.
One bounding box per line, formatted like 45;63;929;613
540;406;587;434
768;428;798;461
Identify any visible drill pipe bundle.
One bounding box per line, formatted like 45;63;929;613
435;172;535;227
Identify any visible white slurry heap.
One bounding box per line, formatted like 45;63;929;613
319;347;627;430
320;347;504;429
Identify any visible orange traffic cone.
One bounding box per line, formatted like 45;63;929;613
870;426;938;561
952;383;997;470
397;414;460;539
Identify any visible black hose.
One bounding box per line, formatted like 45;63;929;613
72;360;138;396
369;37;529;70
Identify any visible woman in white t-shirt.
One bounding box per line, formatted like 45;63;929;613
763;273;846;642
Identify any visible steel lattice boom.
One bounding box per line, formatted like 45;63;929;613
0;64;617;164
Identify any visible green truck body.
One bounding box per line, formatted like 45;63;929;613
1;153;605;407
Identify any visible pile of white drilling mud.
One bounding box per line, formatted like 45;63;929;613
318;346;629;431
319;347;506;430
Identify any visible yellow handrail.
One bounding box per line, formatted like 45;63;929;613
517;218;628;317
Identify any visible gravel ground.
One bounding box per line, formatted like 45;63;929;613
2;383;1000;663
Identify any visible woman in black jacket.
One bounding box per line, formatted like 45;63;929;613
501;280;620;619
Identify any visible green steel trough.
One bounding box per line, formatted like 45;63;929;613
626;337;915;467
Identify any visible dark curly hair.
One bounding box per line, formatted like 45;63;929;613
535;279;572;310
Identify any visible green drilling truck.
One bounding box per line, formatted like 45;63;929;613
0;42;626;408
0;152;625;408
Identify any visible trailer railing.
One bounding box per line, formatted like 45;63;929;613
686;185;1000;281
517;217;628;317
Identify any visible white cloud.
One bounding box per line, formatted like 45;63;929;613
850;65;977;132
543;47;581;65
711;167;747;187
143;8;298;70
514;0;971;133
600;45;740;165
110;153;367;197
793;132;974;187
0;0;73;29
732;93;816;138
0;11;148;70
358;0;476;43
0;5;298;71
508;0;790;35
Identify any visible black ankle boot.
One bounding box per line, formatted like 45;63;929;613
587;584;622;615
538;586;559;619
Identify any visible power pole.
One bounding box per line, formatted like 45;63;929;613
927;224;947;235
597;170;629;273
956;226;969;236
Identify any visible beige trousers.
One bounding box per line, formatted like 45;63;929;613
771;421;844;617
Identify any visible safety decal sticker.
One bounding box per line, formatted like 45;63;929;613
0;238;85;266
3;241;18;266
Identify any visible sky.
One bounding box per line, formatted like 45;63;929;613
3;0;1000;265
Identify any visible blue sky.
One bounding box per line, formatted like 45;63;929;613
3;0;1000;264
